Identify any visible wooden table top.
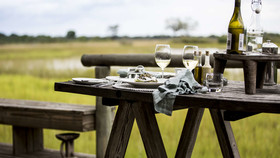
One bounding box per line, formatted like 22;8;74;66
55;81;280;114
214;53;280;61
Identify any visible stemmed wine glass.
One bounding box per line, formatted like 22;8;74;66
182;45;198;71
155;44;171;78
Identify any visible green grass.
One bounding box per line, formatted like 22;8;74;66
0;40;280;157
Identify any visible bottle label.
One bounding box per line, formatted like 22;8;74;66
238;33;244;51
227;33;232;50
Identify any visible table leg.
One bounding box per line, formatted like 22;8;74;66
210;109;240;158
243;60;257;94
214;58;227;74
105;101;135;158
132;102;167;158
175;108;205;158
256;62;267;89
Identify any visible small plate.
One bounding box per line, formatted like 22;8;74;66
126;78;167;88
106;76;132;82
106;76;166;88
72;78;107;85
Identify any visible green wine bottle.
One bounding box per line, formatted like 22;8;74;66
227;0;245;54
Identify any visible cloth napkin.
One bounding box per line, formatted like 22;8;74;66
152;69;208;116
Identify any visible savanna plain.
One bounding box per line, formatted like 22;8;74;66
0;39;279;158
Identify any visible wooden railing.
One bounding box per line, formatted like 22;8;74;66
82;53;280;68
82;53;246;68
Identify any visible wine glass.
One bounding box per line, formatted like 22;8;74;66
155;44;171;78
182;45;198;71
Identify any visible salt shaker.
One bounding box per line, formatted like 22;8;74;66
262;40;278;85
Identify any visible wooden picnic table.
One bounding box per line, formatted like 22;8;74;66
55;80;280;158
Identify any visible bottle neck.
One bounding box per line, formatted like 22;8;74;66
197;55;202;66
248;1;263;33
203;55;211;67
235;0;241;8
234;0;241;14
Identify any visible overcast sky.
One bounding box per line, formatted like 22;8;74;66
0;0;279;37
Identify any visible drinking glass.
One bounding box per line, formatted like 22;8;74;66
206;73;223;92
182;45;198;71
155;44;171;78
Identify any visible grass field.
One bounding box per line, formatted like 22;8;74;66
0;40;280;157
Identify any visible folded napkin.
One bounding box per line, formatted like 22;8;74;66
152;69;208;116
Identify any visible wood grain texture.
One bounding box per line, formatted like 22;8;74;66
256;62;267;89
214;58;227;74
210;109;240;158
132;102;167;158
0;98;96;131
81;54;246;68
0;143;96;158
105;101;135;158
13;126;43;155
95;66;115;158
55;81;280;114
175;108;205;158
243;60;257;94
214;53;280;61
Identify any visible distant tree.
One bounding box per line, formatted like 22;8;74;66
0;33;6;38
66;30;76;39
108;25;119;39
166;17;198;36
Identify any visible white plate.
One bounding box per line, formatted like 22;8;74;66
126;80;165;88
106;76;166;88
72;78;108;85
106;76;132;82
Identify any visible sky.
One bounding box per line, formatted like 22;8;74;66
0;0;280;37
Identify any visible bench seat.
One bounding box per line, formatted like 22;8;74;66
0;98;96;131
0;98;96;155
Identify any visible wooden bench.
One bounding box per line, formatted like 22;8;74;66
0;98;96;157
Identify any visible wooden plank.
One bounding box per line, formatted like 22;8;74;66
105;101;135;158
0;99;95;131
210;109;240;158
175;108;205;158
132;102;167;158
223;111;260;121
55;81;280;114
214;53;280;61
13;126;43;155
81;54;246;68
0;143;96;158
95;66;115;158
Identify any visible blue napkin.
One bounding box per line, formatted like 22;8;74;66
152;69;208;116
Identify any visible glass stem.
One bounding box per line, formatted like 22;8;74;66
162;68;164;78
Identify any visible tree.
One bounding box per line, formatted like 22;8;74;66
66;30;76;39
108;25;119;39
166;17;198;36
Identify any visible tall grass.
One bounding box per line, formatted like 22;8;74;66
0;41;279;157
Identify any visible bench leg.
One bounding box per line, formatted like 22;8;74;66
210;109;240;158
175;108;204;158
13;126;43;155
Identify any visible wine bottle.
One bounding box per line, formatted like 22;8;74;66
202;51;212;83
226;0;245;54
194;51;202;84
